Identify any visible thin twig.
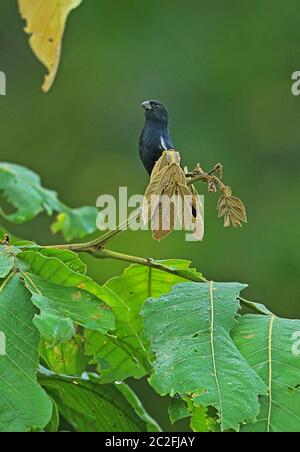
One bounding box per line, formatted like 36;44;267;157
44;208;141;251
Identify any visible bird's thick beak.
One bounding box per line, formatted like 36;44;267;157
142;101;152;110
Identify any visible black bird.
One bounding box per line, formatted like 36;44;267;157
139;100;174;175
139;100;198;220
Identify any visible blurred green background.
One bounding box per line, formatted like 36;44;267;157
1;0;300;431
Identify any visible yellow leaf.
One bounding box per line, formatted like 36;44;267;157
18;0;83;92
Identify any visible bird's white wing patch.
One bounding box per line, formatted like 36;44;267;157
160;136;168;150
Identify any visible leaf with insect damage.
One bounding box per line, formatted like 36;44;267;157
233;315;300;432
142;281;267;431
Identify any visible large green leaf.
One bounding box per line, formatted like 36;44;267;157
34;248;87;274
0;273;52;431
18;250;116;306
142;281;267;431
85;260;203;383
233;314;300;432
17;250;115;345
0;162;98;241
23;273;114;337
40;376;161;432
40;338;90;376
0;244;15;278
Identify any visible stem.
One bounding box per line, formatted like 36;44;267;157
187;173;224;189
43;163;224;252
45;208;141;251
91;248;206;282
186;163;223;185
20;241;268;315
86;249;269;315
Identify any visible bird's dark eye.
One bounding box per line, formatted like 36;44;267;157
155;104;161;109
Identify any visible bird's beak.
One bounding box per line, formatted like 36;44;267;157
142;101;152;111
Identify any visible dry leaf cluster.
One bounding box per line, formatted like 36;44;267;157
142;151;204;241
143;153;247;241
217;186;247;227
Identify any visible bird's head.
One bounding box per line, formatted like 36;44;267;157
141;100;169;123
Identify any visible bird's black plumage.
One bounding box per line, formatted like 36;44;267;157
139;100;198;219
139;100;174;175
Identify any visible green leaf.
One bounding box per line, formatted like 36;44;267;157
233;314;300;432
190;405;219;432
142;281;267;431
0;244;15;278
85;260;203;383
1;246;114;346
240;297;273;316
34;248;87;274
40;376;159;432
0;273;52;431
23;273;113;336
45;399;59;432
0;163;58;223
115;380;161;432
40;338;90;376
51;207;98;242
33;312;75;346
0;162;98;241
168;396;219;431
168;398;190;425
18;250;115;306
8;250;115;346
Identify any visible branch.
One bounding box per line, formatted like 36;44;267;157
44;208;141;252
78;248;269;314
92;249;205;282
186;163;225;192
20;239;269;315
44;164;224;252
